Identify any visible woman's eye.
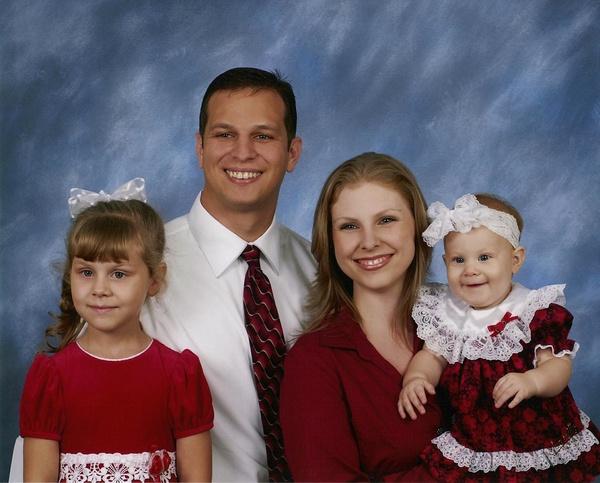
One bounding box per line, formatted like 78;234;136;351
340;223;358;230
479;254;490;262
379;216;396;224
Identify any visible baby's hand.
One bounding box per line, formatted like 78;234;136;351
493;372;537;409
398;378;435;420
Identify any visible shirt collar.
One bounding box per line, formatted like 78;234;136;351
188;193;282;277
318;306;421;359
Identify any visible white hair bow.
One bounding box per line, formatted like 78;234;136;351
68;177;147;218
422;194;520;248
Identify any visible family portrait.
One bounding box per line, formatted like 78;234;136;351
2;1;599;481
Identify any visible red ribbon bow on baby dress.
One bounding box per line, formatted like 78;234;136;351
487;311;520;337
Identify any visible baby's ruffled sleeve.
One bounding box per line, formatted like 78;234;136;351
19;354;64;440
530;303;579;367
168;350;214;439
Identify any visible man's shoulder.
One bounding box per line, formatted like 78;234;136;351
164;213;190;238
277;224;312;256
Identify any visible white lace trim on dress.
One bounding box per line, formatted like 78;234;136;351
533;343;579;368
60;450;176;482
412;283;567;363
432;411;598;473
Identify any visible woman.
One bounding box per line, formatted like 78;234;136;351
280;152;444;481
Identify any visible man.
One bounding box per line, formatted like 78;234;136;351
142;68;315;482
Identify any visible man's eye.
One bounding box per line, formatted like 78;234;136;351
479;254;490;262
215;132;233;138
255;134;272;141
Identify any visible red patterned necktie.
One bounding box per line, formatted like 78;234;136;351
241;245;291;482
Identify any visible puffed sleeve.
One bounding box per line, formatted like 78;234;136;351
280;336;369;482
168;349;214;439
529;303;579;367
19;354;64;440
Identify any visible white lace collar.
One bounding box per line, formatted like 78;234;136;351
412;282;566;362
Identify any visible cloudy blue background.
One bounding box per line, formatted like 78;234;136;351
2;0;599;477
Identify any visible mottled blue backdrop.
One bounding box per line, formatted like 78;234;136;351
2;0;599;478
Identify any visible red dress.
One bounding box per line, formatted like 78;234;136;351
20;339;214;482
280;307;444;481
413;283;600;482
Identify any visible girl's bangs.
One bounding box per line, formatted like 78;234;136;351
71;217;140;262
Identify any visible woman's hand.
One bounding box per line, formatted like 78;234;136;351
398;377;436;420
492;372;537;408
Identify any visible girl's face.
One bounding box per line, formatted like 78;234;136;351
70;247;160;337
331;181;416;299
443;226;525;309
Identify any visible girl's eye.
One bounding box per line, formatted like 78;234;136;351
112;271;127;279
80;269;93;277
478;254;490;262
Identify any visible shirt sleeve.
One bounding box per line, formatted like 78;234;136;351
530;303;579;366
168;349;214;439
19;353;64;441
280;337;369;482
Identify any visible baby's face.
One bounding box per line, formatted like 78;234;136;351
443;226;525;310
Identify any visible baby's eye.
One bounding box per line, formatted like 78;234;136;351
112;271;127;279
478;254;490;262
452;257;464;264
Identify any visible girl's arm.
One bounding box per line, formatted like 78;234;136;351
176;431;212;482
23;437;59;482
493;348;572;408
398;348;447;420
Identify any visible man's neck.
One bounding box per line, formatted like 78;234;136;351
199;195;275;242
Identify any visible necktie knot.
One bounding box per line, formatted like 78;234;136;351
242;244;261;267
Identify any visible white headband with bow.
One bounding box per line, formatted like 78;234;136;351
422;194;520;248
68;177;147;218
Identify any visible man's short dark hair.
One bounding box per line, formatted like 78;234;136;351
198;67;297;146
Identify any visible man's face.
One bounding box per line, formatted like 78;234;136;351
197;88;302;221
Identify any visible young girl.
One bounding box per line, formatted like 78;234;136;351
398;193;600;482
20;179;213;482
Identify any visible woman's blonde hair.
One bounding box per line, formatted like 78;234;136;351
45;200;165;352
305;152;431;341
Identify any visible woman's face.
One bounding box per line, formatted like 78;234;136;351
331;181;416;299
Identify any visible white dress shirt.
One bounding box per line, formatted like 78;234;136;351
141;193;316;482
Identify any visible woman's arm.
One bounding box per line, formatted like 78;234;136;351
398;348;447;420
493;348;572;408
280;340;369;482
176;431;212;482
23;437;59;482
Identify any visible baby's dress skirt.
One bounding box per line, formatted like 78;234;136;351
421;305;600;482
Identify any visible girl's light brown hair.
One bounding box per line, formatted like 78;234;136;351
305;152;431;341
45;200;165;352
